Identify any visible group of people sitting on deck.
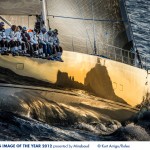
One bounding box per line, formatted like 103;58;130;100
0;22;63;61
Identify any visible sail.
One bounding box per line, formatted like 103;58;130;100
0;0;130;55
46;0;129;54
0;0;41;15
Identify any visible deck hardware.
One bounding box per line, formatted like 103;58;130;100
16;63;24;70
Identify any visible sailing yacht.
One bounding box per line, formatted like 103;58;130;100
0;0;149;108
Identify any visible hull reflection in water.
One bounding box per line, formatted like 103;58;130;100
0;85;149;141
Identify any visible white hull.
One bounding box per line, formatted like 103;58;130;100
0;51;149;107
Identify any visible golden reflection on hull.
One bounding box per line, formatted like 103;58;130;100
0;51;149;106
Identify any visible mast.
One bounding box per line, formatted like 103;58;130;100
41;0;48;29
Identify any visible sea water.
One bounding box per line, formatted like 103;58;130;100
126;0;150;68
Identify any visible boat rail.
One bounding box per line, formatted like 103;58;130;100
60;34;149;70
97;42;148;70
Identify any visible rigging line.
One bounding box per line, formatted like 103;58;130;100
0;16;12;27
75;0;93;53
47;15;127;23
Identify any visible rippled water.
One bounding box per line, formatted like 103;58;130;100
0;86;150;141
126;0;150;67
0;111;150;141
